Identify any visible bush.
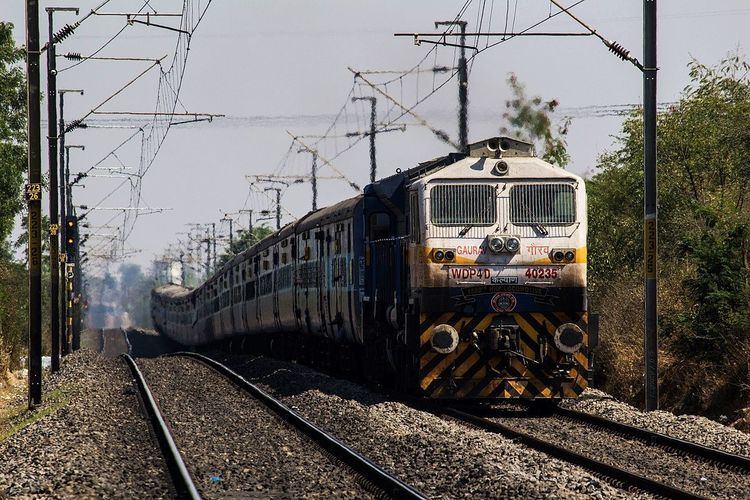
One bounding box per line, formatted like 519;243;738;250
589;53;750;419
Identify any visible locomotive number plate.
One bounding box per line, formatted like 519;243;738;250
525;267;559;279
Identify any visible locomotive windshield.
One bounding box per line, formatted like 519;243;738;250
510;183;576;226
430;184;496;226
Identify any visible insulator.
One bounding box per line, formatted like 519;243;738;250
65;119;83;133
52;24;75;44
64;52;83;61
606;40;631;62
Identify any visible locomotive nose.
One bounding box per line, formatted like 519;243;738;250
554;323;584;354
430;324;459;354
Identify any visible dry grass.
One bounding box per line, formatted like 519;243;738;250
592;265;750;421
0;385;69;442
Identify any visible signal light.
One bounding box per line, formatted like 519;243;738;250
65;216;77;260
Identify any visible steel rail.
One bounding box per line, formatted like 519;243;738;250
121;354;201;500
442;406;707;500
176;352;426;500
552;406;750;471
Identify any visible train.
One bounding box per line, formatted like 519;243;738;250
152;136;597;399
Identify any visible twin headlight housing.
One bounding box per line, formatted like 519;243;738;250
431;248;456;262
488;235;520;254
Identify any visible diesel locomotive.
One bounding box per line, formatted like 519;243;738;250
152;136;597;399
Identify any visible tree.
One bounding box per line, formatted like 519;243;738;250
217;225;274;267
589;52;750;415
0;23;26;380
0;22;27;258
500;73;571;168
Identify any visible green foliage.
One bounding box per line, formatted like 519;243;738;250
500;73;571;168
217;225;274;267
0;23;26;379
0;22;27;259
589;52;750;414
677;213;750;361
0;261;27;376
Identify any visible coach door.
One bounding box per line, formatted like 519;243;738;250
368;212;395;322
330;223;348;341
316;229;330;338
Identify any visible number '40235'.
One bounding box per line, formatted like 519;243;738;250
525;267;559;279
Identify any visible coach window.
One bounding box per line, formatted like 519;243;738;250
369;212;390;240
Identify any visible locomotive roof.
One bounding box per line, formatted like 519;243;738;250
296;195;363;232
166;136;572;297
208;194;363;280
154;283;191;299
371;136;535;187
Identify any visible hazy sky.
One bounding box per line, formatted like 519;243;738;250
6;1;750;274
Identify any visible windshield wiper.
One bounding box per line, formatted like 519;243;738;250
458;195;495;237
458;224;473;237
520;200;549;235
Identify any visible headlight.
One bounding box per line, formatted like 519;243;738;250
505;237;520;253
554;323;584;354
488;236;505;253
565;250;576;262
431;324;459;354
553;250;565;262
433;250;445;262
444;250;455;261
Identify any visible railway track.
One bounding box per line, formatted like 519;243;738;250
121;354;201;500
174;352;426;499
551;405;750;471
441;404;750;499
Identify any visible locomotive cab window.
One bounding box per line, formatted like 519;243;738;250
510;183;576;226
430;184;496;226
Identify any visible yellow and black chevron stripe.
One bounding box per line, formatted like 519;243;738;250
418;311;590;399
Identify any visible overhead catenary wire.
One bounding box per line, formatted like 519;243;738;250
64;58;165;133
57;0;154;73
267;0;591;196
74;0;215;264
125;0;216;240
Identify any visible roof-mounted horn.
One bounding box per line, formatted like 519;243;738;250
467;137;535;159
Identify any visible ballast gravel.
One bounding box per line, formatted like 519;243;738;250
492;409;750;498
0;350;172;498
219;353;643;499
562;388;750;457
137;356;375;499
